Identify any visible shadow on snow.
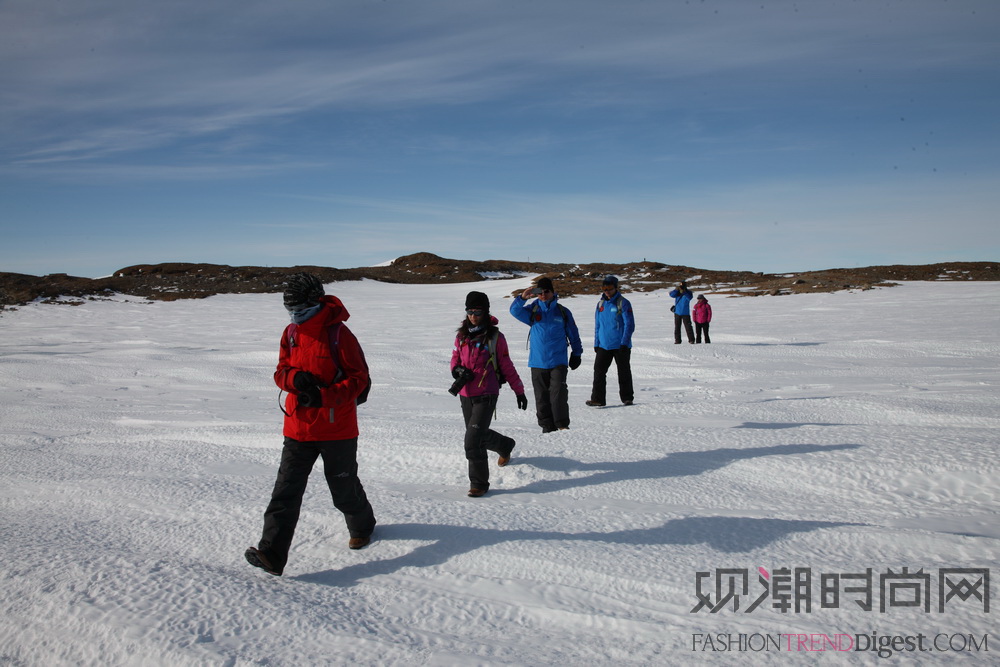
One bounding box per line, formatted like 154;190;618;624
297;515;860;587
510;443;861;495
295;444;863;587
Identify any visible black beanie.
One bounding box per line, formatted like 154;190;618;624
537;277;554;292
465;291;490;312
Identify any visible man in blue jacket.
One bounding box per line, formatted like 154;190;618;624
670;281;695;344
510;277;584;433
587;275;635;407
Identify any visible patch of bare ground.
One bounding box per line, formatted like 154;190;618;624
1;253;997;310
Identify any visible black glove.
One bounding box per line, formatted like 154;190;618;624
568;354;581;370
516;393;528;410
452;365;470;380
293;371;321;392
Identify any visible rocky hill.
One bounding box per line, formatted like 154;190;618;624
1;252;997;309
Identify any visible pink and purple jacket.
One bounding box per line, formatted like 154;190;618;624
450;320;525;398
693;300;712;324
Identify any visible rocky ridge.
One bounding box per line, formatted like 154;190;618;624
1;252;997;309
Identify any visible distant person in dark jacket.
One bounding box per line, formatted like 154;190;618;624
509;277;584;433
670;281;695;344
587;275;635;407
693;294;712;344
246;273;377;577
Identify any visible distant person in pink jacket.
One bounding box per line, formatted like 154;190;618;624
693;294;712;344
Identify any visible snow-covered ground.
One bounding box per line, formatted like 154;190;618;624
1;280;997;666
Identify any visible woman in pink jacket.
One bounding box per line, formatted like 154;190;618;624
693;294;712;344
450;291;527;497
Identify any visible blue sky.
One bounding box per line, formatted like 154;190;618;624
2;0;998;278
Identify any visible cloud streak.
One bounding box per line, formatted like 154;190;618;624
4;0;996;165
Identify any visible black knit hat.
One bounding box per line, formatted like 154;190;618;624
537;277;554;292
283;272;324;312
602;275;619;286
465;291;490;312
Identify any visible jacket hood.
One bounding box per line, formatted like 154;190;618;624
537;295;559;308
319;294;350;326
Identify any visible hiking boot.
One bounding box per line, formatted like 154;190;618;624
622;400;633;406
348;535;372;550
467;488;487;497
497;442;515;467
245;547;281;576
586;400;605;407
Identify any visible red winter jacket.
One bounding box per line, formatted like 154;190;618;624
274;295;368;441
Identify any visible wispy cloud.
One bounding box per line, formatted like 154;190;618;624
4;0;996;167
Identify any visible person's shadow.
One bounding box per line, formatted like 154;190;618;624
510;443;860;496
296;444;863;587
298;515;859;587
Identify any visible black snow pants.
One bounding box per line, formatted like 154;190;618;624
257;436;376;574
460;394;515;492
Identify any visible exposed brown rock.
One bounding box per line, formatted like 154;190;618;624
1;253;997;309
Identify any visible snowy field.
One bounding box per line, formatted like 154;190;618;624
0;279;997;666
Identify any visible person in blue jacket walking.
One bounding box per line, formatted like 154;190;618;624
587;275;635;407
670;281;695;344
510;277;584;432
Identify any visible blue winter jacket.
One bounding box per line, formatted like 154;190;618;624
670;288;694;316
594;291;635;350
509;296;584;369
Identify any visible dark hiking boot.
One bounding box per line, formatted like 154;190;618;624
245;547;281;576
586;400;605;407
622;400;633;406
349;535;371;550
467;488;487;497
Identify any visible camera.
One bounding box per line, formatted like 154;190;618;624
297;387;323;407
530;287;543;295
449;365;475;396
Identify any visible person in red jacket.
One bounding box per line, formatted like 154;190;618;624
246;273;377;576
450;291;527;497
692;294;712;344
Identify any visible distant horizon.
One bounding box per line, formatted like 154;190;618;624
6;253;998;281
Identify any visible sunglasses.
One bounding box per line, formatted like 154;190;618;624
466;309;486;316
